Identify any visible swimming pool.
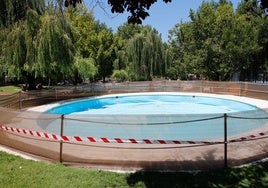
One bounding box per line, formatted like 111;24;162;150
47;93;260;115
44;93;268;141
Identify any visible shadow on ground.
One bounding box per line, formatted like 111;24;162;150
126;161;268;188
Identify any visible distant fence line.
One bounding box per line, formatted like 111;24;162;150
0;80;268;109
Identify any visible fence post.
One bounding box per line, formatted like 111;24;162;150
224;113;228;168
19;91;22;109
59;114;64;163
239;82;241;96
55;88;58;100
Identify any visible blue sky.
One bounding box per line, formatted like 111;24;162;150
86;0;243;42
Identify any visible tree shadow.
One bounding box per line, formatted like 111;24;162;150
126;149;268;188
126;161;268;188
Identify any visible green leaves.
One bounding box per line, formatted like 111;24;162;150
2;22;26;79
36;11;75;79
74;57;97;80
0;0;45;27
65;6;117;82
116;24;171;81
0;1;75;86
169;1;266;81
1;0;267;84
111;69;128;82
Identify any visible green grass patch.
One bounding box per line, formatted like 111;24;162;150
0;85;21;94
0;151;268;187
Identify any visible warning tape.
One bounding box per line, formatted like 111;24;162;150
229;132;267;143
0;125;267;145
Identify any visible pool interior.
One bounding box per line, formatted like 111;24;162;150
41;93;268;141
46;94;261;115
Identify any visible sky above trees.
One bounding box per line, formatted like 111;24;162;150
90;0;242;41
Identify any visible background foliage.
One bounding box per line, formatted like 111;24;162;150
0;0;268;88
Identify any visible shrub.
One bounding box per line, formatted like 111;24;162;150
111;70;128;82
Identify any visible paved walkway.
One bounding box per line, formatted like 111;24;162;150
0;145;40;161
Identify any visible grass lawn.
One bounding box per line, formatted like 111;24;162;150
0;85;21;94
0;151;268;188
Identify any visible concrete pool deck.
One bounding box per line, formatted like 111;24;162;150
0;145;39;161
0;92;268;171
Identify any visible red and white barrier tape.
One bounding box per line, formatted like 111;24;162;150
0;125;267;145
229;132;266;143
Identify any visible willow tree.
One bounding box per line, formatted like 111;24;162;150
36;7;75;85
0;27;6;83
0;0;77;87
113;23;143;72
126;26;169;81
127;34;145;80
1;22;27;81
0;0;45;86
0;0;44;27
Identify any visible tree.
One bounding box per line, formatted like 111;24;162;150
0;0;45;27
108;0;172;24
1;22;27;82
65;6;99;82
237;0;268;17
93;25;116;82
170;2;221;80
0;0;76;88
113;23;143;72
257;12;268;82
115;24;173;81
63;0;172;24
169;19;198;80
36;7;75;86
236;0;267;81
74;57;97;82
106;0;268;23
8;0;268;24
65;5;96;58
169;1;262;81
0;0;45;88
111;69;128;82
65;6;116;82
221;14;261;81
